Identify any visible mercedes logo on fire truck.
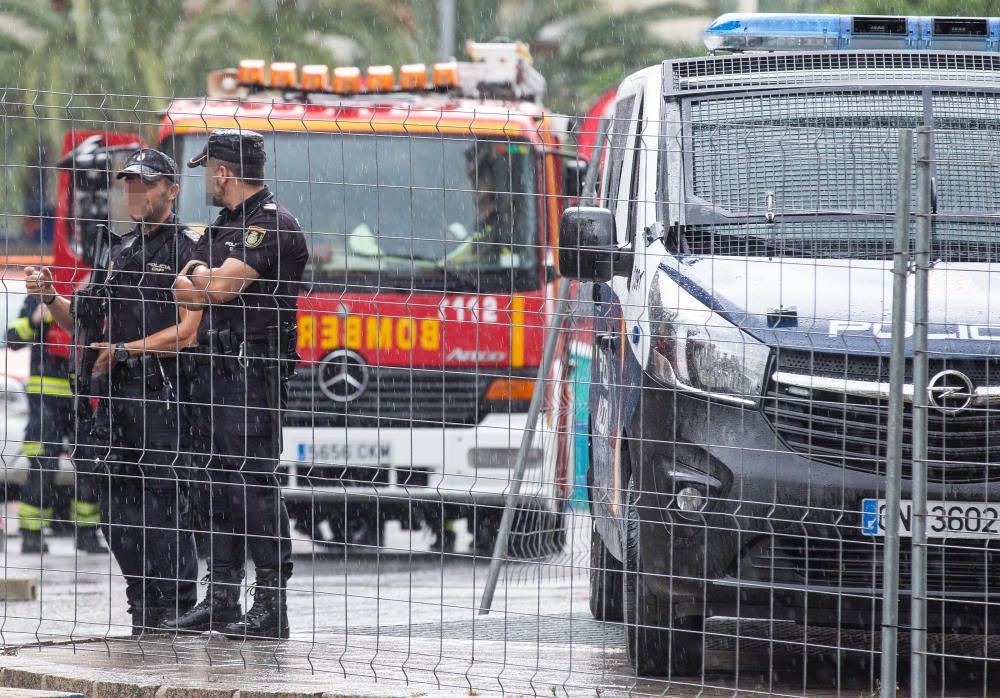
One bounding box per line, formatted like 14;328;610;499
927;370;975;415
318;349;370;404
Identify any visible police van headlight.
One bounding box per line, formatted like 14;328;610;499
647;274;769;406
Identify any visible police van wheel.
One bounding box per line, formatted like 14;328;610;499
623;475;702;677
589;517;623;622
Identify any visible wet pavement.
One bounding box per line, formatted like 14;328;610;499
0;515;998;696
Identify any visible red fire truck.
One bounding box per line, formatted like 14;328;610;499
52;42;579;552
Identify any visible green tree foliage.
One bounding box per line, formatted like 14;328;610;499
405;0;701;113
0;0;416;214
0;0;707;218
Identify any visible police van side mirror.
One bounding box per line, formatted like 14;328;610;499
562;159;588;201
558;206;624;282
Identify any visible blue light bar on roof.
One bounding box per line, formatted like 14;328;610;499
704;13;1000;53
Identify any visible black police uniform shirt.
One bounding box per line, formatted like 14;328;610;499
189;186;308;346
104;214;199;353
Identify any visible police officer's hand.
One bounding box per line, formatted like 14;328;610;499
90;342;115;375
24;266;55;301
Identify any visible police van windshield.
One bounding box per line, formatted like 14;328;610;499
680;90;1000;261
168;132;540;291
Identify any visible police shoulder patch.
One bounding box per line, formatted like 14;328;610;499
182;227;202;242
244;225;267;248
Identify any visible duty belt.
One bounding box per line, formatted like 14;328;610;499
110;354;179;404
182;335;271;373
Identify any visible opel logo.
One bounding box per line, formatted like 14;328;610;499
927;370;975;415
318;349;370;403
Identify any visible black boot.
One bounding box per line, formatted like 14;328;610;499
221;569;289;640
159;577;241;633
75;527;109;554
130;605;167;636
21;530;48;554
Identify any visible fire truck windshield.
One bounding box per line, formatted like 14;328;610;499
168;132;540;292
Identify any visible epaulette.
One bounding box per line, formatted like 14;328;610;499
262;203;278;211
181;227;202;242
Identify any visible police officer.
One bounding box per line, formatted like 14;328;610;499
6;295;107;554
167;129;308;640
25;148;200;634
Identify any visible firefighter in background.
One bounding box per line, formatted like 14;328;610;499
442;143;517;268
6;295;107;555
424;143;515;555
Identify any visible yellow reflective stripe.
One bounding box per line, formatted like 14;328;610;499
21;441;43;457
18;504;53;531
10;317;34;342
511;295;525;369
25;376;72;396
70;500;101;526
70;500;100;516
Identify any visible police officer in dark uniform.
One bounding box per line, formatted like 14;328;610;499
166;129;308;640
25;148;200;634
6;296;107;554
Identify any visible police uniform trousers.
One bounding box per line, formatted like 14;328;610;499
19;389;101;532
188;355;292;583
96;371;198;615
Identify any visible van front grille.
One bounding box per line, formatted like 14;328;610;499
762;351;1000;482
746;535;1000;595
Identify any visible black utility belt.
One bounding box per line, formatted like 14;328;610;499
113;354;177;379
181;341;271;369
110;354;179;396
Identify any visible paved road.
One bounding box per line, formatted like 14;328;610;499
0;512;997;696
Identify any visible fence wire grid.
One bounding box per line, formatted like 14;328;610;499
0;67;997;698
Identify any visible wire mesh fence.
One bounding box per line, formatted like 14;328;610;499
1;49;999;697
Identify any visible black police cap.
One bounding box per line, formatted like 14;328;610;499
187;129;266;168
116;148;178;183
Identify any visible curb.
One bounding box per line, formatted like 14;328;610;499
0;661;366;698
0;639;374;698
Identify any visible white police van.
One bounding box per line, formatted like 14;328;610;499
560;13;1000;676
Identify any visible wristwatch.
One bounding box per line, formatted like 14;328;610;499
185;260;208;281
114;342;130;363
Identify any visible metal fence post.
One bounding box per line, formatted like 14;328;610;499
880;127;913;698
909;125;933;698
479;277;573;615
478;119;608;616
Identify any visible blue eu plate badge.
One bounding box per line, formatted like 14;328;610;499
862;499;879;536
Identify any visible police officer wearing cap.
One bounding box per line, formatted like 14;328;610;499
167;129;308;640
25;148;201;634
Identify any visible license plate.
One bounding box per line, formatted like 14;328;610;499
296;442;391;466
862;499;1000;538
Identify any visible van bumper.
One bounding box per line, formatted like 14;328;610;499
629;375;1000;632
